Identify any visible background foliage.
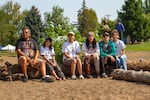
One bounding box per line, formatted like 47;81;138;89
0;0;150;63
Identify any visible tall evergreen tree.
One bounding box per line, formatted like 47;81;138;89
118;0;145;43
25;6;45;43
78;0;98;37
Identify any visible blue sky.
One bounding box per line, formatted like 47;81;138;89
0;0;125;23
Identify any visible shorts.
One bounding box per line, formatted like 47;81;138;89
18;56;45;70
63;58;75;67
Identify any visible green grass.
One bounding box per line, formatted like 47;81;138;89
126;42;150;51
0;51;17;57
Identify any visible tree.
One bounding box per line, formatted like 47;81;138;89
44;5;71;36
25;6;45;45
0;1;21;46
143;0;150;14
118;0;146;43
44;5;74;63
78;0;98;37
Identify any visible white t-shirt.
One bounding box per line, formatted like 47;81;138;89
113;40;126;56
82;42;100;57
40;46;55;60
62;41;80;61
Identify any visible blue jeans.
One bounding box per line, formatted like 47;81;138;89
116;54;127;70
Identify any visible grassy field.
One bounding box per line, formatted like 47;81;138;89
126;42;150;51
0;51;17;57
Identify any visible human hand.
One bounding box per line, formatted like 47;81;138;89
74;55;79;59
104;59;107;64
110;56;116;62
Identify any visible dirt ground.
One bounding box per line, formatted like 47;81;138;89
0;51;150;100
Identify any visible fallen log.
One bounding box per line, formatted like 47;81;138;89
111;69;150;84
127;61;150;71
0;61;41;81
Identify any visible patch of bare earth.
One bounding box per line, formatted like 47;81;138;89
0;51;150;100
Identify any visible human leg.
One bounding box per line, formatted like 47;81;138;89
120;55;127;70
100;56;107;78
54;64;65;79
76;58;84;79
46;62;60;80
64;58;77;79
19;56;28;82
116;57;121;69
94;55;100;77
84;57;93;78
19;56;28;76
39;61;54;82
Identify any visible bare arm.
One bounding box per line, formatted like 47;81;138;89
16;49;31;61
64;52;71;58
117;49;125;57
33;50;39;63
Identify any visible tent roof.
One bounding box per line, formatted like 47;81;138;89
1;44;15;51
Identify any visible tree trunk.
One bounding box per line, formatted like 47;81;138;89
127;61;150;71
4;61;41;79
111;69;150;84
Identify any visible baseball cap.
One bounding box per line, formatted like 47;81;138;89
68;32;75;35
102;32;110;37
88;32;94;36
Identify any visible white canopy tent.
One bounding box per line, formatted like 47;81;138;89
1;44;16;51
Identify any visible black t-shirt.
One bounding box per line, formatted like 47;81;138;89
16;38;38;59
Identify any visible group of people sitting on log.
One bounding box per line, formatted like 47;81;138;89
15;26;127;82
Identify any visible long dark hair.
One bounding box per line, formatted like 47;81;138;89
85;38;97;49
43;37;53;49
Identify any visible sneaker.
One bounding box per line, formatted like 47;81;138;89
62;77;66;81
71;75;77;80
21;76;28;82
79;75;84;79
101;73;108;78
96;75;100;78
86;74;93;78
42;77;55;82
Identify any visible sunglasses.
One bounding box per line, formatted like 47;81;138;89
103;35;109;37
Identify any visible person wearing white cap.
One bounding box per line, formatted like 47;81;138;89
62;32;84;79
82;32;100;78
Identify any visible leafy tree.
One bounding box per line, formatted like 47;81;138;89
25;6;45;45
44;5;71;36
143;0;150;14
0;1;21;46
44;5;74;63
78;0;98;37
118;0;146;43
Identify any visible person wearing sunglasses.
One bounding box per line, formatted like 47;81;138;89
16;27;54;82
99;31;116;77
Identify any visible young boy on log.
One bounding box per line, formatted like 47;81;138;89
99;32;117;77
111;29;127;70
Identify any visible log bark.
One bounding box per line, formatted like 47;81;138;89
2;61;41;79
127;61;150;71
111;69;150;84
